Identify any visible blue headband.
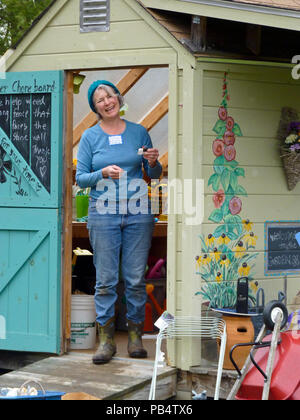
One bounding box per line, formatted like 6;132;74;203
87;80;121;113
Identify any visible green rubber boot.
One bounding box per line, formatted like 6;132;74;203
127;320;147;358
92;317;116;365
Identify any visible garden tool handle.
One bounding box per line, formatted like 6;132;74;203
256;288;265;313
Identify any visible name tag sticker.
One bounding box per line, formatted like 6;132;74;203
109;135;123;146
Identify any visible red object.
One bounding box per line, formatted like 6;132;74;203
144;302;153;332
146;258;165;279
236;331;300;400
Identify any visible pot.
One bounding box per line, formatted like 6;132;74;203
214;309;255;370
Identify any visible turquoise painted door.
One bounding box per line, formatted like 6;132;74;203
0;71;63;353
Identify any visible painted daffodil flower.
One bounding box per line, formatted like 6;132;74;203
244;232;258;247
217;233;230;245
205;234;215;247
233;241;246;258
213;248;221;262
220;255;230;268
238;263;251;277
201;254;212;266
216;272;223;283
242;219;253;232
250;281;259;294
195;256;202;269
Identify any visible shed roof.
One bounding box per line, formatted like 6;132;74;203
3;0;300;71
231;0;300;12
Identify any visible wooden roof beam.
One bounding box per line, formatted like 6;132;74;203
73;67;149;147
246;23;262;55
139;94;169;131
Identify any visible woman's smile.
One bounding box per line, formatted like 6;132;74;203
94;89;120;119
105;104;116;114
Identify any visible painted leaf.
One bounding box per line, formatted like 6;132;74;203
208;173;221;191
234;167;245;177
227;231;238;240
236;185;248;196
221;98;227;107
224;214;242;235
208;208;223;223
226;185;235;199
222;198;230;218
229;214;243;235
230;172;238;192
213;120;227;136
232;122;243;136
224;159;239;170
213;155;225;175
221;168;230;192
213;224;226;238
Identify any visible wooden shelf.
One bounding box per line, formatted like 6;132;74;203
72;220;167;239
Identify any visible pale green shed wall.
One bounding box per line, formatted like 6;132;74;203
170;61;300;370
197;62;300;314
8;0;175;72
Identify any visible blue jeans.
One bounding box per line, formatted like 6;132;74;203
88;202;154;326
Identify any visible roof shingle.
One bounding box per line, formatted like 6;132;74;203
231;0;300;11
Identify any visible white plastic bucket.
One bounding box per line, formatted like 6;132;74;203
70;295;96;350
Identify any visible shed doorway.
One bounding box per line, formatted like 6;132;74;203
66;67;169;360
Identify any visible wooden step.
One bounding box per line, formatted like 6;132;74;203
0;352;177;400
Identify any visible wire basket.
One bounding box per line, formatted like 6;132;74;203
281;147;300;191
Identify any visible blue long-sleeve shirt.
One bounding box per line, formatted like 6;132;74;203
76;120;162;202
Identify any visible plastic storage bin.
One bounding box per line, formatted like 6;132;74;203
0;391;65;400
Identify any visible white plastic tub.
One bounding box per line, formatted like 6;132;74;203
70;295;96;350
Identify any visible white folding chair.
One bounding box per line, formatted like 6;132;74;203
149;315;227;400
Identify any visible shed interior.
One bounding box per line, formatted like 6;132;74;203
71;66;169;356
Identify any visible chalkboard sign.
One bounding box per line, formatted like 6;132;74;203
31;94;51;192
0;92;52;192
0;70;63;208
11;94;31;164
265;221;300;275
0;95;10;138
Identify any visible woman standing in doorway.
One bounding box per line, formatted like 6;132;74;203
76;80;162;364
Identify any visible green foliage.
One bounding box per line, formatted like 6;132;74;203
0;0;52;55
195;72;259;309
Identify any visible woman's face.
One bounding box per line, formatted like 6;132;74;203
93;87;120;120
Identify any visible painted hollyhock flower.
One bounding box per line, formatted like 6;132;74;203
213;189;225;208
224;145;236;161
212;139;224;157
226;116;235;131
218;107;227;121
223;130;235;146
229;196;242;215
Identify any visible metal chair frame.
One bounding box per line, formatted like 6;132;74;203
149;315;227;400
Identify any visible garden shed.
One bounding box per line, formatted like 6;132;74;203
1;0;300;392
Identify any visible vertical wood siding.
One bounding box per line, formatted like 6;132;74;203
9;0;171;72
198;64;300;312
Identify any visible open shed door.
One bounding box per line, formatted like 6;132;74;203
0;71;64;353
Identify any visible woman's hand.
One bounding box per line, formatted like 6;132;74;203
102;165;124;179
143;148;159;168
